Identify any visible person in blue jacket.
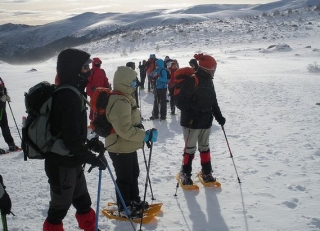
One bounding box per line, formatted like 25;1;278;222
150;59;168;120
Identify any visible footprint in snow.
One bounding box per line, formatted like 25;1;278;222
283;198;299;209
308;218;320;229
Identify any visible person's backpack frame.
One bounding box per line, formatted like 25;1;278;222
22;82;88;160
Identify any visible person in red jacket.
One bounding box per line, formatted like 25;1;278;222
167;60;179;115
86;58;110;120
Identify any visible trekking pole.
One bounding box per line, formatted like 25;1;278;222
139;131;155;231
94;150;104;231
88;150;135;230
174;120;193;196
1;211;8;231
7;102;22;141
142;145;155;200
221;126;241;183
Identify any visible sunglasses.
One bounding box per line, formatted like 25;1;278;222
82;64;90;71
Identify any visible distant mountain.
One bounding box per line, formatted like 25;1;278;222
0;1;318;64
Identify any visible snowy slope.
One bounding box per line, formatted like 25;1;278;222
0;1;320;231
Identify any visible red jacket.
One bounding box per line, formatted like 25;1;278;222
168;63;179;88
87;65;109;97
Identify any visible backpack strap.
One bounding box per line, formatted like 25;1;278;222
56;84;90;111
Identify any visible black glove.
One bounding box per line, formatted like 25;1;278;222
88;154;107;170
0;176;12;215
87;137;104;153
0;192;11;215
216;116;226;126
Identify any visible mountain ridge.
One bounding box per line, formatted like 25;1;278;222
0;1;318;64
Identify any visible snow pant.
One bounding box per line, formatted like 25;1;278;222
134;89;139;108
109;151;140;210
168;87;175;114
181;127;212;176
152;88;167;119
44;162;94;229
147;75;153;91
140;73;146;89
0;107;14;145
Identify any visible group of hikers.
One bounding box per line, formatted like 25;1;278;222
0;48;226;231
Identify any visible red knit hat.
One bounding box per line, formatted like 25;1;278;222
194;53;217;71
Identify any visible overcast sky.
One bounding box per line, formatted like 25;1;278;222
0;0;277;25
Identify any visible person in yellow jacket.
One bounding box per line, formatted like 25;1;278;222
105;66;158;218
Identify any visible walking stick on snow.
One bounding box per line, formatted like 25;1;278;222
7;102;22;141
221;126;241;183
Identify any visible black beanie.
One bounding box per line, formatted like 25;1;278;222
57;48;91;85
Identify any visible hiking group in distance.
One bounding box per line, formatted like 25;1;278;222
1;48;226;231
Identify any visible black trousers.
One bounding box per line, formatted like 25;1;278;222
152;88;167;118
140;73;146;89
0;107;14;145
44;162;92;224
168;87;176;113
109;151;140;209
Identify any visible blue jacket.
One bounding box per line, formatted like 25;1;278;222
151;59;168;89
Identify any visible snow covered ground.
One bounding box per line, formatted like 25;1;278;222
1;2;320;231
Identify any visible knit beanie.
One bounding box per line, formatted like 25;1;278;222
194;53;217;71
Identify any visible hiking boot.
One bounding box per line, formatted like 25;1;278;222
180;173;193;185
118;206;142;219
149;116;159;120
132;200;149;211
160;116;166;120
8;143;19;152
0;148;6;154
171;111;176;115
202;173;216;183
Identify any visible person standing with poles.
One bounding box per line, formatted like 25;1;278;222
0;77;20;154
104;65;158;218
175;54;226;185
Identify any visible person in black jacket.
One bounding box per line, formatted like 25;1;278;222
175;53;226;185
0;174;12;215
138;60;146;89
0;77;20;154
43;48;107;231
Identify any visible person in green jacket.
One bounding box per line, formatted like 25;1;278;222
105;66;158;218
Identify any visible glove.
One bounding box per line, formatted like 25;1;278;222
87;137;104;153
0;176;12;215
0;95;6;102
6;95;11;102
88;154;107;170
0;192;11;215
216;116;226;126
144;129;158;142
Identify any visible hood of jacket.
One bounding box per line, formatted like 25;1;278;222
155;59;164;69
92;57;102;70
56;48;91;86
113;66;137;95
